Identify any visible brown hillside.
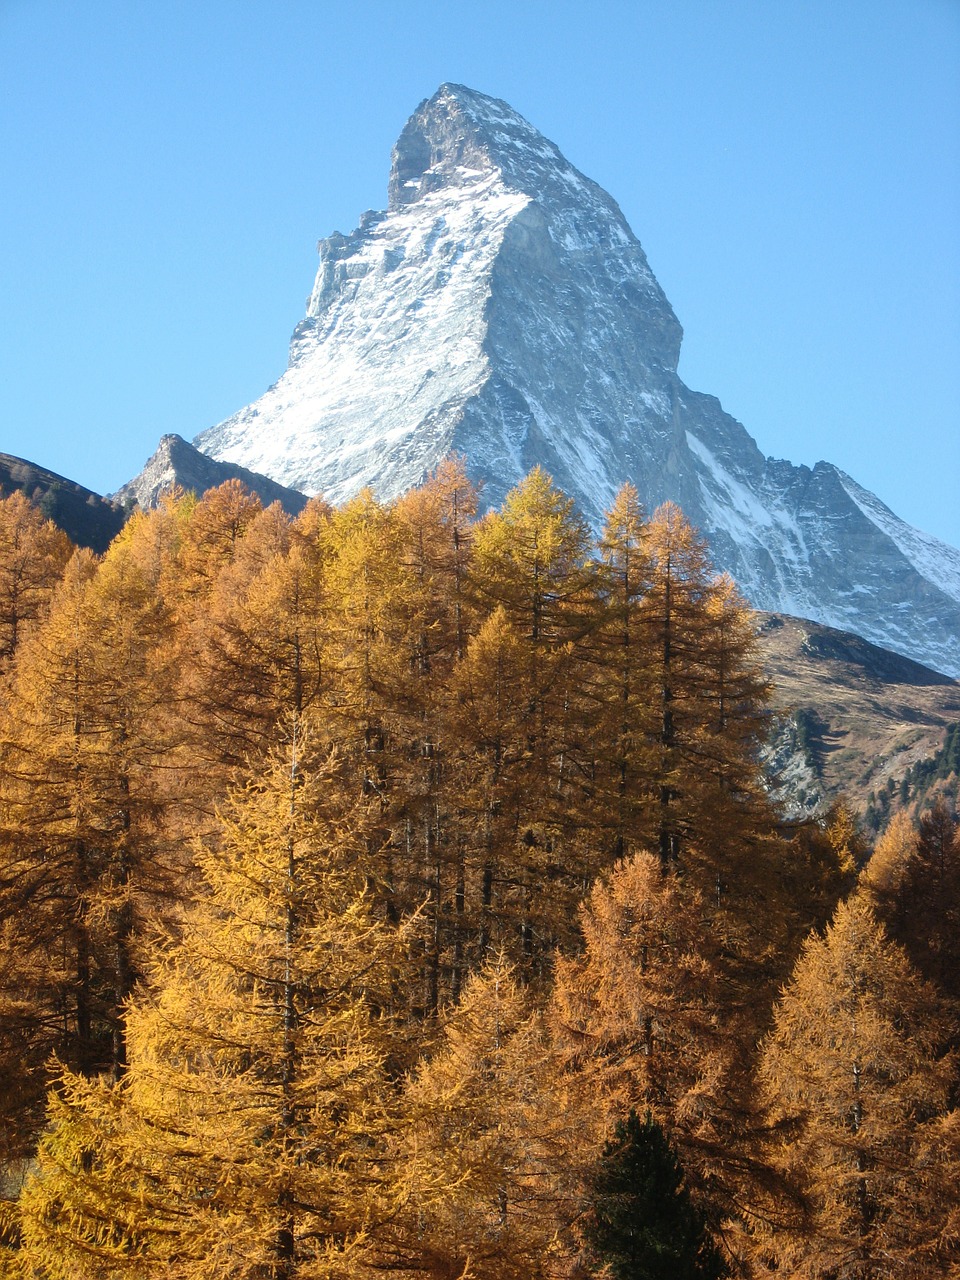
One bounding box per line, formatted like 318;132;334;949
756;613;960;818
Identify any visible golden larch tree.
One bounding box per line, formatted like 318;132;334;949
15;731;407;1279
753;896;957;1277
0;491;73;666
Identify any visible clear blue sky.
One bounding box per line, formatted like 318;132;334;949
2;0;958;547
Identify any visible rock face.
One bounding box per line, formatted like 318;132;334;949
194;83;960;677
115;434;308;517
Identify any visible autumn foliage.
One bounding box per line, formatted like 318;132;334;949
0;468;955;1277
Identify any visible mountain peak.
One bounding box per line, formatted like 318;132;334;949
192;85;960;678
388;83;601;212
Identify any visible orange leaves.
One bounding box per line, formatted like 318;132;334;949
755;896;958;1275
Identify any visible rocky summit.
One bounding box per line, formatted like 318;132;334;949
192;84;960;677
114;434;308;518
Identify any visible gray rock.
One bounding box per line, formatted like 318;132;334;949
114;434;308;517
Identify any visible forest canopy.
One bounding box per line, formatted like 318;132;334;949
0;465;956;1278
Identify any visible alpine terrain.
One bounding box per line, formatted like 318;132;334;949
189;83;960;677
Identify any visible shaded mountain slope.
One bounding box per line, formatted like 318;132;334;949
757;613;960;819
0;453;125;552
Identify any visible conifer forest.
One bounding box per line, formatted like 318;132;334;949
0;462;957;1277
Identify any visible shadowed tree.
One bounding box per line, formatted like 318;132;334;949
583;1109;728;1280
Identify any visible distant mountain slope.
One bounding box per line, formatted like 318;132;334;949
0;452;125;552
191;83;960;677
757;613;960;819
114;434;308;517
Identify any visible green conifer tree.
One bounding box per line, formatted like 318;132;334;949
584;1109;728;1280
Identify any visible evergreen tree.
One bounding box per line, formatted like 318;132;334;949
583;1109;727;1280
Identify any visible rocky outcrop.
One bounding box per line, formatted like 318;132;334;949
192;84;960;677
115;434;308;517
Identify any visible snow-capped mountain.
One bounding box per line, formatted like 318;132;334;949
193;84;960;677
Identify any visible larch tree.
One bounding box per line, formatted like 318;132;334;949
182;534;330;782
378;954;577;1280
15;731;407;1280
175;479;264;601
549;851;754;1232
753;896;958;1277
389;460;479;1016
605;502;791;1018
858;810;918;911
445;606;532;973
0;552;100;1166
689;573;773;878
311;485;447;1014
0;491;73;666
468;469;596;967
589;493;776;910
393;455;479;674
586;483;657;865
630;503;778;915
636;501;716;872
0;527;183;1164
683;573;798;1022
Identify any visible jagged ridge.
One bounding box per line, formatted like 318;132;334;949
114;435;308;517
